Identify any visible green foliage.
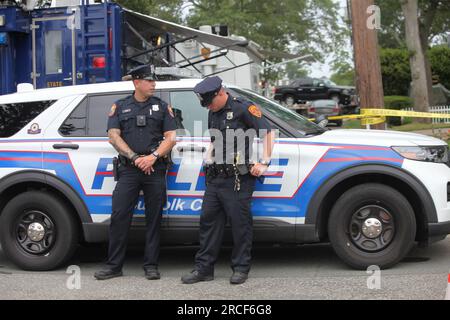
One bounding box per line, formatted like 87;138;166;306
375;0;450;49
384;96;413;110
284;62;308;80
115;0;184;23
330;61;355;86
384;96;413;126
380;47;450;97
380;49;411;96
185;0;348;80
429;46;450;90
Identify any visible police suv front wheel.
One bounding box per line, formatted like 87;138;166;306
0;191;79;271
328;183;416;270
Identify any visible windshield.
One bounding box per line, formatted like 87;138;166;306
227;87;324;135
323;79;337;86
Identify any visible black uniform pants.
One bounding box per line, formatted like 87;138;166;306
106;165;166;271
195;174;256;275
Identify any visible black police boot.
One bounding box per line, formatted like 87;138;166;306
181;270;214;284
144;268;161;280
94;269;123;280
230;271;248;285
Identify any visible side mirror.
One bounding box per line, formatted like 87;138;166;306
314;115;329;128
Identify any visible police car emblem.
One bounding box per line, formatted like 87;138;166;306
152;105;159;112
227;112;233;120
27;123;41;134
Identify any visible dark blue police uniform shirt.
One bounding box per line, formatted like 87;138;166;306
208;94;272;164
107;94;177;155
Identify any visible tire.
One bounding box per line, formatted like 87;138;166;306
0;191;79;271
284;95;295;107
328;183;416;270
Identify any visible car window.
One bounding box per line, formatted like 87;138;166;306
324;79;337;86
87;94;130;136
0;100;55;137
59;98;87;136
299;78;313;86
59;92;140;137
227;87;323;135
169;90;209;136
313;79;325;87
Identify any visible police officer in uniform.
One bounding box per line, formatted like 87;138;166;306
94;65;177;280
181;77;275;285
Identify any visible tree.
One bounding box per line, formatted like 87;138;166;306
376;0;450;49
401;0;431;119
185;0;348;79
115;0;184;23
429;46;450;90
379;46;450;96
330;61;355;86
284;62;308;80
380;48;411;96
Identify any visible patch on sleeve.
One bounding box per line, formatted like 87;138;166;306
109;104;117;117
248;105;262;118
168;105;175;118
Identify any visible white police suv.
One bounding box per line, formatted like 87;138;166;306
1;79;450;271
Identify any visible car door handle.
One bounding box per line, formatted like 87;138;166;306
52;143;79;150
176;145;206;153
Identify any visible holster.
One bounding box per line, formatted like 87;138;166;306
236;163;250;175
161;153;173;170
113;157;120;181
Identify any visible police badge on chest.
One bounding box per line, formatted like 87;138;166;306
227;112;233;120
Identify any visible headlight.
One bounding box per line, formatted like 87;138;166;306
392;146;449;163
342;89;349;95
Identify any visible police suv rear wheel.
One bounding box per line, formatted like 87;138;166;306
328;183;416;270
0;191;79;271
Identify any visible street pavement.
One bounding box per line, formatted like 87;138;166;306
1;236;449;300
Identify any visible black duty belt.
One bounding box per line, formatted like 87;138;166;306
206;163;236;178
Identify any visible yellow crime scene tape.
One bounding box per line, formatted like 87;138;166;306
309;108;450;126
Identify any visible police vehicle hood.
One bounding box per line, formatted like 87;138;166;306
309;129;446;147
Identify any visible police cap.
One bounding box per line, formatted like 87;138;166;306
193;76;223;107
128;65;157;80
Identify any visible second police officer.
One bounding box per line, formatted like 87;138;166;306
94;65;177;280
181;76;275;285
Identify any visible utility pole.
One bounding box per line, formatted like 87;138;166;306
349;0;385;129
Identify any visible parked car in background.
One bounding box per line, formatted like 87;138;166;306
308;99;343;126
274;77;358;113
